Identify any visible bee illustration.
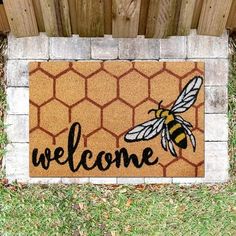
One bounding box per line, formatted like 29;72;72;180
124;76;203;157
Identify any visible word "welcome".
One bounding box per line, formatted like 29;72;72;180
32;122;159;172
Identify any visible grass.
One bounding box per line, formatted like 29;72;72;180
0;37;236;235
0;182;235;235
0;37;7;169
0;82;7;158
229;38;236;176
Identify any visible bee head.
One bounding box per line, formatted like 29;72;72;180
148;100;163;117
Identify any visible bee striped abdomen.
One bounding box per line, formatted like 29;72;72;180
167;120;187;149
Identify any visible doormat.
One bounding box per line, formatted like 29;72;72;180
29;61;204;177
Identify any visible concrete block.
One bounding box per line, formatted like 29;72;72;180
50;36;91;59
119;37;160;59
203;59;228;86
5;143;28;180
187;30;228;58
91;36;118;59
61;178;89;184
205;86;227;113
173;142;228;183
89;178;117;184
8;33;49;60
28;178;62;184
7;60;29;87
205;114;228;141
187;59;228;86
7;87;29;115
6;115;29;143
160;36;187;58
172;178;204;184
159;59;186;62
6;60;46;87
117;178;145;184
205;142;228;172
144;178;172;184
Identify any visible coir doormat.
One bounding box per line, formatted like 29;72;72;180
29;61;204;177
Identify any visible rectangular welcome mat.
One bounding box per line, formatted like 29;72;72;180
29;61;205;177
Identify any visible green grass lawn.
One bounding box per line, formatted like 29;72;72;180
0;37;7;171
0;38;236;235
0;182;236;235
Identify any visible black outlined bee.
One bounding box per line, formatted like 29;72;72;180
124;76;203;157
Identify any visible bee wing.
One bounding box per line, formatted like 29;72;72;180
171;76;203;113
124;118;165;142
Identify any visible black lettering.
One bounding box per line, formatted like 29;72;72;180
31;122;160;173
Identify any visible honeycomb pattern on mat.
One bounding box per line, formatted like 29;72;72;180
29;61;204;177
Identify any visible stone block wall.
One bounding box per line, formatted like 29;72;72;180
5;30;229;184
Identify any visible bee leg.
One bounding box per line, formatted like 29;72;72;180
161;129;167;151
165;127;177;157
182;124;196;152
175;115;193;128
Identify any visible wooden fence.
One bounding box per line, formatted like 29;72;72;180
0;0;236;38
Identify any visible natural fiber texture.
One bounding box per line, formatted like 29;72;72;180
29;61;204;177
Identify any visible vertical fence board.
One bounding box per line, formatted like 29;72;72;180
4;0;38;37
32;0;45;31
191;0;203;28
0;4;9;33
3;0;236;37
76;0;104;37
40;0;71;36
168;0;181;36
104;0;112;34
112;0;141;38
227;0;236;30
57;0;71;36
177;0;196;35
138;0;150;35
145;0;159;38
146;0;176;38
198;0;232;36
40;0;59;36
68;0;77;34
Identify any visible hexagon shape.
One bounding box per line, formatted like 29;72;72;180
56;71;85;105
197;163;204;177
30;103;38;130
87;129;117;151
40;61;70;76
120;71;148;106
103;61;132;77
134;61;163;77
30;128;53;149
73;62;101;77
150;71;180;106
40;99;69;135
180;107;196;129
134;100;157;125
165;62;195;77
71;100;101;135
30;70;53;105
55;128;69;147
166;159;195;177
182;129;204;165
87;71;117;106
196;104;204;130
103;100;132;135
